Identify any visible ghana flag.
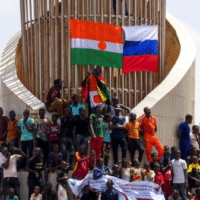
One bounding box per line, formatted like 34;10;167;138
70;19;123;68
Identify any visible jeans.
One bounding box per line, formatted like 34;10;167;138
36;138;49;165
129;139;144;162
2;177;20;199
173;183;186;200
61;137;75;165
76;134;89;150
20;140;33;169
111;135;127;164
113;0;128;15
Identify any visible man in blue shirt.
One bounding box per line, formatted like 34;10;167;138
110;107;128;164
178;114;193;160
93;158;111;180
69;94;86;116
101;180;119;200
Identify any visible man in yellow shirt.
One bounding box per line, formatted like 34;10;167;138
126;113;144;162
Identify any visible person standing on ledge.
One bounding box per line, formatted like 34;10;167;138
45;79;67;116
0;107;9;147
178;114;193;160
107;97;131;116
69;94;86;116
140;107;164;162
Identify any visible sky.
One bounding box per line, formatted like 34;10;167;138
0;0;200;122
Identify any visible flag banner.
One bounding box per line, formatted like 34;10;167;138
68;174;165;200
122;26;159;73
70;19;123;68
81;75;110;107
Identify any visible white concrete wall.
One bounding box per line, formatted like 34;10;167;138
0;76;26;118
152;60;195;147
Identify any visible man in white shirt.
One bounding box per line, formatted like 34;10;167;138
0;146;26;199
171;149;187;200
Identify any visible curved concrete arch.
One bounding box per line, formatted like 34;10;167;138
0;31;45;110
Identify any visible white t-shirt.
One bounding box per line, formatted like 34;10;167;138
0;154;21;178
122;168;131;182
172;159;187;183
190;133;199;150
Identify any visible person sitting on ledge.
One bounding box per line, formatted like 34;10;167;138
45;79;67;116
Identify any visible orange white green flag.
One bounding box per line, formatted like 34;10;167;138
70;19;123;68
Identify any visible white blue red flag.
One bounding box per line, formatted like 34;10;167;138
122;26;158;73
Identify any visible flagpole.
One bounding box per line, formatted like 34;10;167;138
68;0;71;99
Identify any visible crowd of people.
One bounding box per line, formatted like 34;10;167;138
0;73;199;200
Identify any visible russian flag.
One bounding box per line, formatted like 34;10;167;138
122;26;158;73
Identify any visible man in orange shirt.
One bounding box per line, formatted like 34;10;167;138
126;113;144;162
6;111;18;147
140;107;164;162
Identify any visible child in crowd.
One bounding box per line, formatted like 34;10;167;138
154;163;164;191
187;156;200;192
42;182;58;200
112;164;122;179
45;144;63;183
48;114;60;152
190;125;200;150
161;145;170;160
80;185;99;200
93;158;111;180
27;147;44;198
35;108;51;165
5;188;19;200
121;158;131;182
17;109;35;169
141;162;155;182
150;153;160;170
192;188;200;200
101;180;119;200
130;159;142;181
170;146;178;160
186;147;198;165
30;186;42;200
161;150;173;199
126;113;144;162
6;111;18;147
57;161;70;200
47;144;63;171
168;190;182;200
89;105;104;168
72;145;95;180
102;113;112;166
69;94;86;116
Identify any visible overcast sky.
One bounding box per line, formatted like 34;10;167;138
0;0;199;122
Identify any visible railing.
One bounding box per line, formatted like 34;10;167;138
18;0;166;109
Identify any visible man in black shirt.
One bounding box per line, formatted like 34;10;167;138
60;107;76;166
27;147;44;198
101;180;119;200
42;182;58;200
81;185;99;200
75;108;90;150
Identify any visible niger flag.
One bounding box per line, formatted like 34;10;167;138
70;19;123;68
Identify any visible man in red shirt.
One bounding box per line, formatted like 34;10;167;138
140;107;164;162
45;79;67;116
72;145;95;180
0;107;9;147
